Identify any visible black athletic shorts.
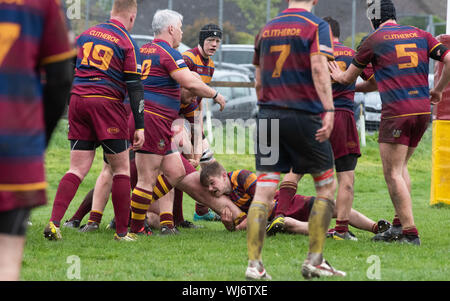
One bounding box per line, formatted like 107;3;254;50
255;106;334;175
70;139;129;154
334;153;358;173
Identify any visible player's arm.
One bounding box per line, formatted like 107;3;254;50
355;76;378;93
431;52;450;104
43;58;74;146
311;54;334;142
329;61;363;85
171;68;226;111
125;72;145;149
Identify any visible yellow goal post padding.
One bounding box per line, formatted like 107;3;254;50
430;120;450;205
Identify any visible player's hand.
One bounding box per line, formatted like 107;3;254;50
316;111;334;142
221;206;235;231
235;216;247;231
188;158;200;168
328;61;344;83
430;88;443;105
213;93;226;111
132;129;145;150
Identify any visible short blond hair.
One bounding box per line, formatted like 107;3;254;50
112;0;137;15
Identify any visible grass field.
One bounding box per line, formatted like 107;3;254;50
21;119;450;281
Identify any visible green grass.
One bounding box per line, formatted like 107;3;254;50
21;120;450;281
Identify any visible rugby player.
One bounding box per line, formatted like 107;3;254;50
128;9;230;236
329;0;450;246
0;0;75;279
199;161;391;236
247;0;345;280
44;0;145;241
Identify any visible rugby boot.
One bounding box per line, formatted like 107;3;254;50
301;259;346;279
245;260;272;280
79;222;99;232
328;230;358;241
178;220;202;229
44;221;62;241
266;216;285;237
63;219;81;229
193;209;221;221
397;234;421;246
376;219;391;233
113;232;138;241
159;225;180;236
372;224;402;242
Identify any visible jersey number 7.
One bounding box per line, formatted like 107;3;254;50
270;44;291;78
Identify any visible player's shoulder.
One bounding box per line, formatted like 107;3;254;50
155;40;183;58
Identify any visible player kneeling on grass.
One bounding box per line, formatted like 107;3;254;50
199;161;391;237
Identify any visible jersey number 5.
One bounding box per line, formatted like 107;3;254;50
270;44;291;78
81;42;114;71
395;43;418;70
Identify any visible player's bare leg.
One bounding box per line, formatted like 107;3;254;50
284;217;309;235
302;170;346;279
332;170;356;240
0;234;25;280
379;143;420;245
245;172;280;280
45;150;96;240
379;143;415;230
79;162;113;232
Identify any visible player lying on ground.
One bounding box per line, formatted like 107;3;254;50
199;161;391;236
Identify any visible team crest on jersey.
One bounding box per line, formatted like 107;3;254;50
158;139;166;150
107;127;120;134
392;129;402;138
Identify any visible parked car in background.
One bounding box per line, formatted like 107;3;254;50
212;44;255;74
203;70;257;122
131;34;191;53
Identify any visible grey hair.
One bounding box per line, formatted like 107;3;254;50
152;9;183;35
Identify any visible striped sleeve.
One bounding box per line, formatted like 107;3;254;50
40;0;76;65
311;20;334;60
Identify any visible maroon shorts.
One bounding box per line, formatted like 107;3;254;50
378;114;430;147
329;109;361;160
272;194;315;222
0;190;47;212
68;94;129;141
140;111;175;155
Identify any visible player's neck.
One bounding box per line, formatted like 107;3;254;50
288;1;314;12
378;19;397;29
155;33;174;47
110;16;130;31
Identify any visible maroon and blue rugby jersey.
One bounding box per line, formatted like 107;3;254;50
71;19;141;101
332;41;374;112
353;23;449;119
227;170;258;213
140;39;188;121
0;0;75;193
253;8;334;114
